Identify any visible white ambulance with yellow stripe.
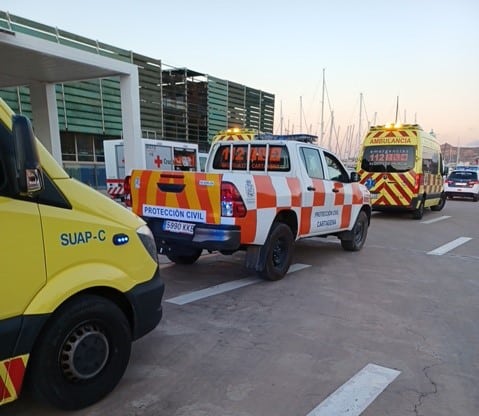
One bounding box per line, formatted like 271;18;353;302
0;98;164;410
129;136;372;281
356;123;447;219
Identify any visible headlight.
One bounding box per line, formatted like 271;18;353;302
137;225;158;263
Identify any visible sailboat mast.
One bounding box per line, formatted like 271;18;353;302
357;93;363;156
320;68;325;146
300;96;303;132
395;96;399;124
280;100;283;134
328;110;334;150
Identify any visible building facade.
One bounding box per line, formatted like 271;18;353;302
0;12;274;189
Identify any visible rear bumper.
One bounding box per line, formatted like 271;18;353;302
145;218;241;252
445;191;478;198
372;196;420;211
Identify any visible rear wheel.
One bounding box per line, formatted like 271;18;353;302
28;295;131;410
258;222;294;281
341;211;369;251
431;193;446;211
412;197;425;220
166;248;202;264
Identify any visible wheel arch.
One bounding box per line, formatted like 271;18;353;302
361;204;372;225
274;209;298;238
18;287;134;365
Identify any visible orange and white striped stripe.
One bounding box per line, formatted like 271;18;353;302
133;168;367;246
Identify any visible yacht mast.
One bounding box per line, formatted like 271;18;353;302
357;92;363;156
320;68;325;146
300;96;303;132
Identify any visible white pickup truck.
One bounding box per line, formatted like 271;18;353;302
129;138;371;280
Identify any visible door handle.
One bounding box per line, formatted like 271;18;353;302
307;186;316;191
332;188;339;193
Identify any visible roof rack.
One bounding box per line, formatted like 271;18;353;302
256;133;318;143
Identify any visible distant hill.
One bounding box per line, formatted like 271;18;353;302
441;143;479;165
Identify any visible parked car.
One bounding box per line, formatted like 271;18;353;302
445;170;479;201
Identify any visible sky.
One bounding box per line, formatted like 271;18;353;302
2;0;478;150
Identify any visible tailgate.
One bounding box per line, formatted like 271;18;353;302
131;170;223;225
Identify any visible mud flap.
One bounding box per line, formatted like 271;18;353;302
245;245;263;271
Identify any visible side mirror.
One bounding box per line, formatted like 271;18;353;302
11;115;43;195
350;171;360;182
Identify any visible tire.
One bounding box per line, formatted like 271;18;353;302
431;193;446;211
473;193;479;202
28;295;131;410
341;211;369;251
258;222;294;281
166;248;202;264
412;197;425;220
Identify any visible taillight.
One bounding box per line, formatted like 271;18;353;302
413;174;423;193
221;182;246;217
123;175;131;207
468;180;479;186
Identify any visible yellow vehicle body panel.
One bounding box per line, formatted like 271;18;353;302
0;97;163;408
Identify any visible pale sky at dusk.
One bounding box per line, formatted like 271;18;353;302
2;0;478;150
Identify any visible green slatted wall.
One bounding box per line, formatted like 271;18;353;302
227;82;246;128
207;76;228;140
133;53;163;138
260;92;275;133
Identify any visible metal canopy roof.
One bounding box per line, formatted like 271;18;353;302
0;27;143;173
0;28;136;88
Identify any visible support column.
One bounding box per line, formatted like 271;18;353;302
120;69;143;174
29;82;62;164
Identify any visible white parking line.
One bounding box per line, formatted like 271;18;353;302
427;237;472;255
421;215;451;224
166;276;261;305
166;263;311;305
306;363;401;416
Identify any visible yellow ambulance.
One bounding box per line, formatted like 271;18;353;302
356;123;446;219
0;98;164;410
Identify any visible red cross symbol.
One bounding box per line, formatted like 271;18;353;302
154;155;162;168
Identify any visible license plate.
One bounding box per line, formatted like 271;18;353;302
370;193;379;199
163;220;195;235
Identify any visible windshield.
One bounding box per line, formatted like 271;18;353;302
361;145;415;173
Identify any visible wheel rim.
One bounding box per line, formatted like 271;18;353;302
60;322;109;381
353;220;364;244
272;237;288;267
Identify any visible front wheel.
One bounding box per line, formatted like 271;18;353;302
27;295;131;410
341;211;369;251
258;222;294;281
166;248;202;264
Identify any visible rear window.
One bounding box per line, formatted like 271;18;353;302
361;145;415;173
448;171;477;180
212;144;290;172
